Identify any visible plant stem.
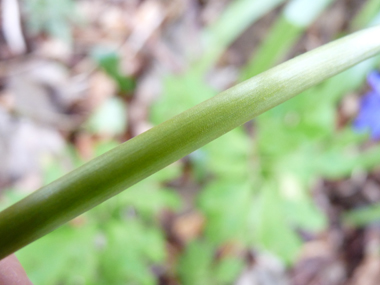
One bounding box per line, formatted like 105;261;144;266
1;26;380;259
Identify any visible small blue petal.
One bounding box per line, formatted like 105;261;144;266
367;71;380;94
373;126;380;140
353;89;380;140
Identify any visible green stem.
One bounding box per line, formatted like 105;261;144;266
198;0;285;73
241;0;334;80
1;26;380;259
351;0;380;30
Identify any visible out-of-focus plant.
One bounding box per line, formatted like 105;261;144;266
241;0;334;80
151;0;286;123
352;0;380;30
92;49;136;95
345;203;380;227
22;0;78;43
86;97;128;137
167;5;380;283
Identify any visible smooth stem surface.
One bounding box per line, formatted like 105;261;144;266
1;26;380;259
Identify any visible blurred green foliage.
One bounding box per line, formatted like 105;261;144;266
92;49;136;94
178;240;244;285
151;0;380;282
86;97;128;137
23;0;77;43
2;0;380;284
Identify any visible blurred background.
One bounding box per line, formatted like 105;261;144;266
1;0;380;284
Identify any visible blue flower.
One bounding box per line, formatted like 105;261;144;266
368;71;380;94
353;71;380;140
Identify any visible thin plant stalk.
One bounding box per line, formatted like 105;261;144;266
1;26;380;259
241;0;334;80
198;0;285;73
351;0;380;30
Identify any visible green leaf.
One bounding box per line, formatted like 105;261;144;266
100;219;166;285
344;204;380;227
178;240;214;285
86;97;127;136
178;240;244;285
17;224;98;285
251;185;302;264
24;0;77;43
199;180;252;244
214;256;244;285
151;72;216;124
92;49;135;93
203;128;251;179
